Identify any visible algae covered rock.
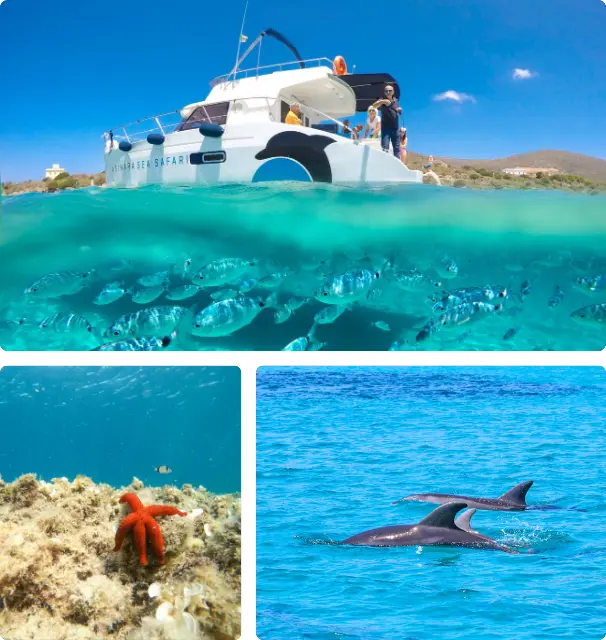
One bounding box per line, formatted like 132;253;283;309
0;474;241;640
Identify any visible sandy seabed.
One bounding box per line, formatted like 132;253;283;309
0;474;241;640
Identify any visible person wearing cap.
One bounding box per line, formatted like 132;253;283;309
285;103;302;126
372;85;402;157
364;106;381;139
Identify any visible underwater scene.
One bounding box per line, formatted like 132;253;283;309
1;184;606;351
0;366;241;640
257;367;606;640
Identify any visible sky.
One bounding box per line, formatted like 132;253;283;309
0;0;604;181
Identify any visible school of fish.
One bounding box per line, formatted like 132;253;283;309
1;250;605;351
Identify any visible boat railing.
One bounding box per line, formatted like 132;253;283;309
210;57;333;86
104;95;356;146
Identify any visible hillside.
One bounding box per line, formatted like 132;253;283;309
437;150;606;182
1;172;105;196
406;152;606;193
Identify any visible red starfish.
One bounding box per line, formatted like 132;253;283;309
113;493;187;566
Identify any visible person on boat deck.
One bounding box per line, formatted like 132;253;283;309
372;85;402;157
341;119;353;138
285;103;303;125
400;127;408;163
352;124;364;140
363;106;381;139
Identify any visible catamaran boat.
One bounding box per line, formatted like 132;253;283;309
103;29;422;187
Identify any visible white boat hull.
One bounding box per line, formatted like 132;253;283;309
104;123;422;188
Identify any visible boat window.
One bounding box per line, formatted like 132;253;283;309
281;101;290;123
177;102;230;131
190;151;227;165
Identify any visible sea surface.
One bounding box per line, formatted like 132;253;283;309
1;185;606;350
257;367;606;640
0;366;241;493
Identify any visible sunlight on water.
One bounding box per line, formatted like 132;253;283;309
1;184;605;350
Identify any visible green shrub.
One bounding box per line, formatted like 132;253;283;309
46;176;79;192
469;173;480;180
54;172;70;180
453;179;466;188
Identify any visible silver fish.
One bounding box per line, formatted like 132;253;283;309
371;321;391;332
25;271;92;298
166;284;202;301
315;269;380;304
137;271;170;287
394;269;442;292
314;305;349;325
39;312;93;335
432;286;508;313
286;296;312;311
574;275;606;294
211;288;239;302
131;284;166;304
192;258;254;287
417;302;503;342
503;327;521;341
105;306;187;339
437;257;459;279
190;294;275;337
257;270;292;290
548;285;564;308
274;306;292;324
281;332;325;351
93;281;129;305
239;279;258;293
93;335;173;351
570;303;606;325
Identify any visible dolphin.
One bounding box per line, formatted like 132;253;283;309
342;503;518;553
393;481;534;511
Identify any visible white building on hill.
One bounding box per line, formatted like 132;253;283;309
45;163;66;180
503;167;559;176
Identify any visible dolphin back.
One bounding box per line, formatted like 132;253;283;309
417;502;469;529
498;480;534;506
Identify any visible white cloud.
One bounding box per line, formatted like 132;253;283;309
433;90;477;104
513;68;538;80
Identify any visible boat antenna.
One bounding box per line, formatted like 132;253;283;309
232;0;250;80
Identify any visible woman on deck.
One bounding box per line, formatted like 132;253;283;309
400;127;408;163
364;107;381;139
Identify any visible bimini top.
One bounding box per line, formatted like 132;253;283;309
181;64;358;120
337;73;401;112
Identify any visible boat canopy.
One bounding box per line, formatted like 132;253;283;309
181;66;357;120
336;73;401;112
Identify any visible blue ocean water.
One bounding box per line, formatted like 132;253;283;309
0;366;241;493
257;367;606;640
1;185;606;350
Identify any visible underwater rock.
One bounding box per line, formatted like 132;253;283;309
0;474;241;639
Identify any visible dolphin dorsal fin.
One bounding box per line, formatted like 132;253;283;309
454;508;477;533
418;502;468;529
499;481;534;505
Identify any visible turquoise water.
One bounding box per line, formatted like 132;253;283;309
257;367;606;639
0;366;241;493
1;185;606;350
